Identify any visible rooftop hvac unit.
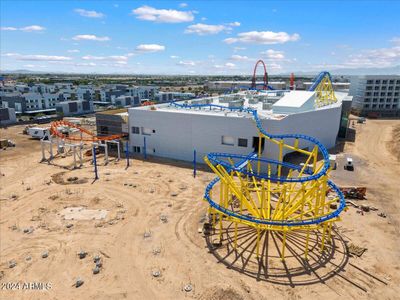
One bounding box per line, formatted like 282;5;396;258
262;102;272;110
229;100;244;108
248;98;258;104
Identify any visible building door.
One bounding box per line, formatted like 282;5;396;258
252;136;265;154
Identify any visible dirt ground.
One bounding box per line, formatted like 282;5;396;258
0;119;399;300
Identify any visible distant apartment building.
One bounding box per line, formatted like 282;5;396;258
155;92;174;103
349;75;400;117
56;100;93;116
0;107;17;125
112;95;141;107
126;86;157;100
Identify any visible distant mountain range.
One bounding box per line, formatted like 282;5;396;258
287;65;400;76
1;65;400;76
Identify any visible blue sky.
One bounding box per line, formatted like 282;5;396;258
1;0;399;74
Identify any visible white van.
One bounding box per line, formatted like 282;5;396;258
345;157;354;171
27;127;50;140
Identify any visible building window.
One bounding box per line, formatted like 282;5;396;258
131;126;140;134
374;86;379;90
372;104;377;108
364;98;370;103
364;104;370;108
142;127;153;135
133;146;141;153
367;80;373;84
238;138;248;147
373;98;378;102
373;92;379;96
380;98;385;102
385;104;391;109
380;92;386;96
396;80;400;84
221;135;235;146
375;80;381;84
393;104;398;109
381;86;387;90
389;80;394;84
382;80;388;84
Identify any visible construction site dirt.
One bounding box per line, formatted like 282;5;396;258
0;119;399;300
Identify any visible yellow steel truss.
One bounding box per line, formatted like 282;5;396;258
314;75;337;107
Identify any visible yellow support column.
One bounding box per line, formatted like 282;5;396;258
267;164;271;219
320;223;328;252
257;133;262;174
261;179;265;218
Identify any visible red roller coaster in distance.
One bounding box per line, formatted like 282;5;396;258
251;59;268;90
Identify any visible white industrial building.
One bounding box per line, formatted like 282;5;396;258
128;90;351;163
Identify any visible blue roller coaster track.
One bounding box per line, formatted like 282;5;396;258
169;100;345;227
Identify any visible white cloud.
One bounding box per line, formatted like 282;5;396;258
1;25;45;32
230;55;249;61
179;3;188;8
390;37;400;45
343;46;400;68
72;34;110;41
67;49;80;53
74;8;105;18
185;23;230;35
225;62;236;68
75;62;97;67
214;62;236;69
233;46;246;52
132;5;194;23
20;25;46;32
227;22;240;27
224;31;300;44
1;27;18;31
201;17;207;21
81;55;128;64
269;63;282;70
177;60;196;66
2;53;72;61
261;49;285;60
135;44;165;53
170;55;179;59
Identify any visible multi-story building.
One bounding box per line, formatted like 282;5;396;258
349;75;400;117
55;100;93;116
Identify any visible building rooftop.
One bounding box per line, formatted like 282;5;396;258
130;90;347;120
273;91;315;108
